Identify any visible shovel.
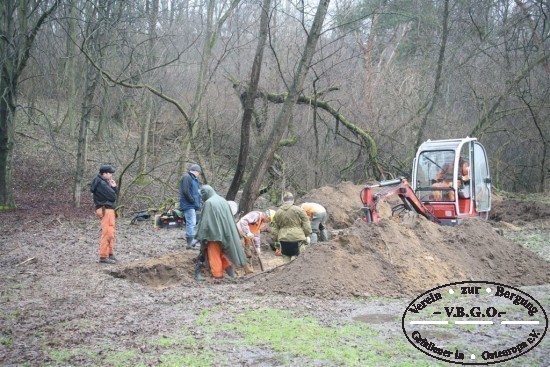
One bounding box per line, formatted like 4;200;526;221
253;245;265;272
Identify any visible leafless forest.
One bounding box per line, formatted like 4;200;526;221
1;0;549;212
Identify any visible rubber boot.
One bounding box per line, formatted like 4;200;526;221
320;229;329;242
186;237;199;250
310;232;318;244
194;262;205;281
226;266;236;278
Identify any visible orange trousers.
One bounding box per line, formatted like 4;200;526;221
206;241;232;278
96;208;116;258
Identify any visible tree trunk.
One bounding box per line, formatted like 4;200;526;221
138;0;159;176
181;0;241;179
63;0;78;137
73;64;99;207
0;1;59;210
0;79;16;210
226;0;272;200
414;0;449;150
239;0;331;213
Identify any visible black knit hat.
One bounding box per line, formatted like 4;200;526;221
99;164;116;174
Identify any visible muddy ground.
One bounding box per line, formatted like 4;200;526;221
1;182;550;366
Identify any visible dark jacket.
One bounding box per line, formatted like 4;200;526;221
195;185;247;267
271;203;312;242
179;171;201;211
90;175;117;209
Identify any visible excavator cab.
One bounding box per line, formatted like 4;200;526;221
412;137;491;225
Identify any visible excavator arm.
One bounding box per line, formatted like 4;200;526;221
360;177;439;223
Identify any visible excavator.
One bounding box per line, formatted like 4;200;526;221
361;137;491;225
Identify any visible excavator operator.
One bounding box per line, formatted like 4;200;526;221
432;158;471;201
432;162;454;201
457;158;471;198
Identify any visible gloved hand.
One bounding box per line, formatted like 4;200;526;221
245;233;254;240
305;236;311;245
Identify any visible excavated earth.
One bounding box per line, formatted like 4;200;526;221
1;180;549;366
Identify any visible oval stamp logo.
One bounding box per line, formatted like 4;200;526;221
402;281;548;365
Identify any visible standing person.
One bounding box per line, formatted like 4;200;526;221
194;185;247;280
179;164;201;249
236;209;275;274
90;164;118;264
300;202;329;244
271;192;312;263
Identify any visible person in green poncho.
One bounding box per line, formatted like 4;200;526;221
194;185;247;280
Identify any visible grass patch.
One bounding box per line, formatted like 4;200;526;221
102;350;140;366
157;353;213;367
507;230;550;261
48;349;83;364
148;328;200;348
40;305;549;366
0;310;20;321
217;308;445;366
494;190;550;204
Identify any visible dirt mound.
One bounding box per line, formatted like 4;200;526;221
253;216;550;298
491;198;550;225
296;181;391;229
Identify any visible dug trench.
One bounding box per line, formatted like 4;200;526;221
111;182;550;299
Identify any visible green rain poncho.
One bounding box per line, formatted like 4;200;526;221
195;185;247;267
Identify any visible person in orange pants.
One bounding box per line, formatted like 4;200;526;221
97;207;116;260
90;164;118;264
205;241;232;277
194;185;247;280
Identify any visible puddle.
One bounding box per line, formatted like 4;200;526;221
353;313;397;324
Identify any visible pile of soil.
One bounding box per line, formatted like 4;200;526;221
246;183;550;299
491;198;550;226
253;216;550;298
295;181;392;229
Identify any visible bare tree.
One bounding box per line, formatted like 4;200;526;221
414;0;450;149
226;0;272;200
239;0;331;213
0;1;59;209
180;0;241;177
137;0;160;176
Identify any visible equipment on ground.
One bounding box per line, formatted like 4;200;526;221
361;137;491;225
155;209;186;229
130;210;151;224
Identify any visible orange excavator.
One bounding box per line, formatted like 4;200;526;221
361;138;492;225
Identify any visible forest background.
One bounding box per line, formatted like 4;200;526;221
1;0;549;214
